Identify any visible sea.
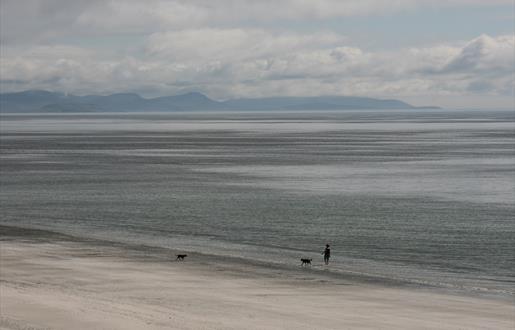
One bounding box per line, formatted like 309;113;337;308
1;109;514;297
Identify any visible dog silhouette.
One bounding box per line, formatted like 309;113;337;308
300;258;312;266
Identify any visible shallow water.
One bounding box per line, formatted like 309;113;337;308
1;109;514;296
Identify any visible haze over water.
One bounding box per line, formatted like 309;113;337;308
1;109;514;296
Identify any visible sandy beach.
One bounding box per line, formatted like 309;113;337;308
0;228;513;330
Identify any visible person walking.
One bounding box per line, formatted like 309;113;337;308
323;244;331;265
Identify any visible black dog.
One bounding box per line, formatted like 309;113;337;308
176;254;187;261
300;258;312;266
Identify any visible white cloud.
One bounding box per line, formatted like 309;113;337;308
443;34;514;74
2;32;512;106
144;29;346;62
1;1;513;107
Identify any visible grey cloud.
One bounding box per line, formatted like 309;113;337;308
0;0;103;44
2;33;512;104
2;0;513;45
467;80;494;93
0;0;513;108
443;35;514;74
0;79;27;85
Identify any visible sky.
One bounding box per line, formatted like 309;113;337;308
0;0;513;108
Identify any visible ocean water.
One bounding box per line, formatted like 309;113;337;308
1;109;514;296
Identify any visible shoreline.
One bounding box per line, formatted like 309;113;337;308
1;224;513;302
1;225;514;329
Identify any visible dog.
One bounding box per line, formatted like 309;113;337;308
176;254;187;261
300;258;312;266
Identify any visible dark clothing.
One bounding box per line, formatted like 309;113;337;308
323;247;330;265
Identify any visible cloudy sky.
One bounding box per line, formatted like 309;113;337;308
1;0;513;108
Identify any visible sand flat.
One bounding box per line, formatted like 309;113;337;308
0;239;513;330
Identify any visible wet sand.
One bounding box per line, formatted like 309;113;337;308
1;230;513;330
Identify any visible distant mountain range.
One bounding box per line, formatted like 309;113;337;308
0;90;439;113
